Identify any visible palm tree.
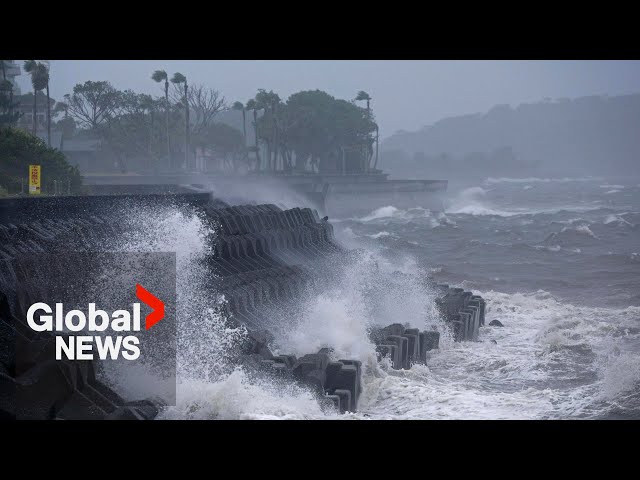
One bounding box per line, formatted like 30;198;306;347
23;61;48;136
232;101;248;168
355;90;373;172
374;124;379;170
232;101;247;146
171;72;189;171
151;69;170;169
138;94;155;170
254;90;281;171
355;90;371;117
43;63;51;147
246;98;261;170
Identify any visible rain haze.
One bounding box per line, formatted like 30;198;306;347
16;60;640;137
3;59;640;421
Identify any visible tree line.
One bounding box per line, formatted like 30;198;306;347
1;61;380;175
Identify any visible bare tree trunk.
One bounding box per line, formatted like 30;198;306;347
149;109;154;170
46;82;51;147
253;109;260;170
32;89;37;135
273;104;278;171
165;81;170;170
266;140;272;172
374;125;379;170
184;82;190;171
242;109;246;145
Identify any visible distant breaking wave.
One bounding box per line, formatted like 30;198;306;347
485;177;598;184
446;186;624;218
360;205;401;221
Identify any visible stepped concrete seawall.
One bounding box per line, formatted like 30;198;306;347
0;189;485;419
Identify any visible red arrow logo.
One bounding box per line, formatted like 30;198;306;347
136;283;165;330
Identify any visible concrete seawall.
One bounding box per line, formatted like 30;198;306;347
0;190;485;419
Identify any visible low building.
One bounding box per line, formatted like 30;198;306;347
61;138;102;172
15;91;55;136
1;60;22;96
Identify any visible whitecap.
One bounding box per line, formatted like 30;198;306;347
360;206;400;221
367;231;393;239
485;177;596;184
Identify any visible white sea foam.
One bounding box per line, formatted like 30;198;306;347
446;186;609;217
165;281;639;420
335;289;640;419
604;214;633;227
446;187;513;216
360;205;401;221
161;369;334;420
367;231;393;239
485;177;597;184
103;187;640;420
355;205;456;229
562;224;598;238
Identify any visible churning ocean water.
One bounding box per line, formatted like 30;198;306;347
330;176;640;419
103;176;640;420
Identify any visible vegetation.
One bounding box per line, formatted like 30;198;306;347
151;70;171;168
0;127;82;195
49;74;378;175
0;60;21;126
170;72;189;169
250;89;377;173
0;63;378;195
8;61;378;176
23;61;49;138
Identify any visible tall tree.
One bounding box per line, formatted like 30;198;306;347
283;89;376;173
43;63;51;147
245;98;261;170
63;80;120;130
138;94;156;167
52;101;75;139
171;72;189;170
151;70;171;169
232;101;247;146
253;89;282;171
374;124;379;170
355;90;371;116
181;84;225;136
171;84;225;171
201;123;245;171
23;61;48;136
232;101;249;167
355;90;373;171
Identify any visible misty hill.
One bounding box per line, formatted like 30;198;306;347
380;93;640;179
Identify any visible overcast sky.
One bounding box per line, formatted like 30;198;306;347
16;60;640;138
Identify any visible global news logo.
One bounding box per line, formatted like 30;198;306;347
25;284;164;361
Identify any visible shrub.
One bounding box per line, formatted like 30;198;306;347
0;127;82;195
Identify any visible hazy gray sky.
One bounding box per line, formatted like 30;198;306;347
16;60;640;138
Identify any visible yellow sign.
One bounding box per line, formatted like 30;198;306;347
29;165;41;195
